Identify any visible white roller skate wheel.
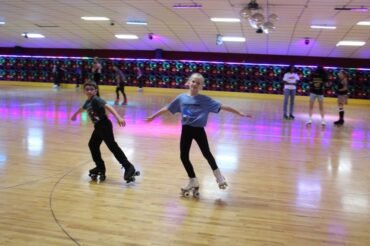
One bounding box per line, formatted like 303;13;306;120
183;191;190;197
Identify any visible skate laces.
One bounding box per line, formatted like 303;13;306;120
183;178;199;190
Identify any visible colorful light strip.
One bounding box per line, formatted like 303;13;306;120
0;54;369;70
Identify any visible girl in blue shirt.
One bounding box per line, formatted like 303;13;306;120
146;73;250;197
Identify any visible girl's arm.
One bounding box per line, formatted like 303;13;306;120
146;107;169;122
220;105;252;118
105;104;126;127
70;108;84;121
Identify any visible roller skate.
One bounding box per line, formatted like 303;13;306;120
114;99;119;105
289;114;295;120
334;119;344;126
89;167;106;181
306;118;312;126
213;169;228;189
121;98;127;106
181;178;200;198
283;114;289;120
123;164;140;183
334;111;344;126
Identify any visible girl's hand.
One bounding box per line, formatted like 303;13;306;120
240;112;252;118
117;117;126;127
145;116;155;122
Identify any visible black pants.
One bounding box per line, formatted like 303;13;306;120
88;118;131;170
180;125;218;178
115;84;127;101
54;73;62;86
138;76;144;88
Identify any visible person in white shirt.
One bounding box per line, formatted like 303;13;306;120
282;65;300;120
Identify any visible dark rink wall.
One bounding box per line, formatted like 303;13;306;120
0;49;369;99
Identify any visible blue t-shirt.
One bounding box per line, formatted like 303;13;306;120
167;93;221;127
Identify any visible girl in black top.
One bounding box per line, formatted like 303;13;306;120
92;57;102;96
70;81;139;183
307;66;328;126
334;70;349;126
113;66;128;105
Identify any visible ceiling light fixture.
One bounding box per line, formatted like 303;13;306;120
349;7;368;12
115;34;139;39
173;3;202;9
0;21;5;25
81;17;110;21
336;41;366;46
21;33;45;38
334;6;368;12
222;36;246;42
310;25;336;29
240;0;278;34
210;18;240;23
357;21;370;25
216;34;245;44
126;21;148;25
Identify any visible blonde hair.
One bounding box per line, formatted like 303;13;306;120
187;73;205;86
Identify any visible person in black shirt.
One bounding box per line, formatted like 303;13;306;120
306;66;328;126
113;66;128;105
134;66;144;92
92;57;102;96
334;70;349;126
70;81;139;183
52;63;66;88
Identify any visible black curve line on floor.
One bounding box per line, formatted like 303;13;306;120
0;161;91;190
0;171;72;191
49;161;90;246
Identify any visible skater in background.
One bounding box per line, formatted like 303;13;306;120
52;63;66;88
92;57;102;96
282;65;299;120
113;65;128;105
70;80;139;182
75;65;82;88
334;70;349;126
134;66;144;92
146;73;251;197
306;66;328;126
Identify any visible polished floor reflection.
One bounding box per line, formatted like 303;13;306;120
0;85;369;245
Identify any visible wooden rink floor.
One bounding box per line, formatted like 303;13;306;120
0;83;370;246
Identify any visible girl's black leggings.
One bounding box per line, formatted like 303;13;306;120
88;118;131;170
115;85;127;100
180;125;218;178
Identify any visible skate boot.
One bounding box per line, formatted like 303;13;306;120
321;119;326;126
306;118;312;126
114;99;119;105
89;167;106;181
289;114;295;120
213;169;228;189
283;114;289;120
122;98;127;105
181;178;200;198
334;111;344;126
123;164;140;183
334;119;344;126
